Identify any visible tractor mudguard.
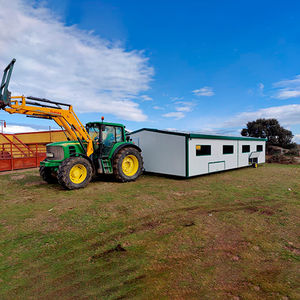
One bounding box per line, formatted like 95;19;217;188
110;143;142;160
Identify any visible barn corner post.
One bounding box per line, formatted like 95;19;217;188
185;135;189;178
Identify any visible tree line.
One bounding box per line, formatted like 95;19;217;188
241;118;296;149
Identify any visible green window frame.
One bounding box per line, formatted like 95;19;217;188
196;145;211;156
242;145;250;153
257;145;263;152
223;145;234;154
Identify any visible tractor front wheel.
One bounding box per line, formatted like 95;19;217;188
113;147;143;182
39;166;57;184
57;157;92;190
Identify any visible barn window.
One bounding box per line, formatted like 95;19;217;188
257;145;263;152
223;145;234;154
196;145;211;156
242;145;250;153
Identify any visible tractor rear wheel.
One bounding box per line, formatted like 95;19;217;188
57;157;92;190
113;147;143;182
39;166;57;184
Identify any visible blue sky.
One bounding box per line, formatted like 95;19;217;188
1;0;300;142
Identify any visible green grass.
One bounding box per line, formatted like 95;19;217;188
0;164;299;299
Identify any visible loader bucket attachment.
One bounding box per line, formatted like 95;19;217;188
0;58;16;109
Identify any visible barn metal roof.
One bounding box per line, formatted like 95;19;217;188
130;128;267;141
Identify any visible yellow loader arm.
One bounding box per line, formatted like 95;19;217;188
4;96;94;157
0;59;93;157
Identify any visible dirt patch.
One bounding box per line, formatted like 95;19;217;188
285;243;300;255
88;244;126;262
25;181;47;187
171;191;187;197
260;208;275;216
142;220;161;229
182;220;195;227
10;175;25;180
245;206;259;213
123;274;146;285
134;219;162;232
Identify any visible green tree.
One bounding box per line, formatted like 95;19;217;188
241;118;295;148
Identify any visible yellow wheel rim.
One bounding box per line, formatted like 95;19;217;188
69;164;87;184
122;155;139;177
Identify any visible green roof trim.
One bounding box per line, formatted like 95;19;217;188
130;128;267;141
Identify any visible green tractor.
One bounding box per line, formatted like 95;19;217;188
1;59;143;189
40;121;143;189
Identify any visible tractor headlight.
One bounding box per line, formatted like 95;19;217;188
46;152;54;158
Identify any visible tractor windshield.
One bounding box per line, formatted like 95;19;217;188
88;126;100;140
102;126;116;147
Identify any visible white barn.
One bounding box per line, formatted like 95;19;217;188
130;128;266;177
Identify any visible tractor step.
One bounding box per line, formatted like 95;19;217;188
101;159;113;174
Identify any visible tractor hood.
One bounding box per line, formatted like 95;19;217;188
45;140;86;162
46;140;83;147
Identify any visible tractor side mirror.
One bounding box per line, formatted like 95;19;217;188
126;136;130;142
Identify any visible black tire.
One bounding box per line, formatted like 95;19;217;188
113;147;143;182
39;166;57;184
57;157;93;190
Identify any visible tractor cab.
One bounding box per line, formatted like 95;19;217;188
85;121;142;180
86;121;126;158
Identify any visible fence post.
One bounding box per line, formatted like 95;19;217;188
10;143;13;171
35;144;38;167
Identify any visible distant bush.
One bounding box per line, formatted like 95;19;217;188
267;154;297;164
285;148;299;156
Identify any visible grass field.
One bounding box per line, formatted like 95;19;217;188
0;164;299;299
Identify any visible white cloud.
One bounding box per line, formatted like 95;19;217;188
275;90;300;99
3;124;38;134
153;106;163;110
258;82;264;96
0;0;153;121
170;96;184;101
224;104;300;128
258;83;264;91
164;128;177;131
162;101;194;119
140;95;152;101
162;112;185;120
273;75;300;99
175;101;194;112
176;106;192;112
192;86;214;96
293;134;300;144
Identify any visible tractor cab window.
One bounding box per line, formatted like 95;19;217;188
102;126;116;147
115;127;123;142
102;126;124;145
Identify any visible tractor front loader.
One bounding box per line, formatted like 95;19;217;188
0;59;143;189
